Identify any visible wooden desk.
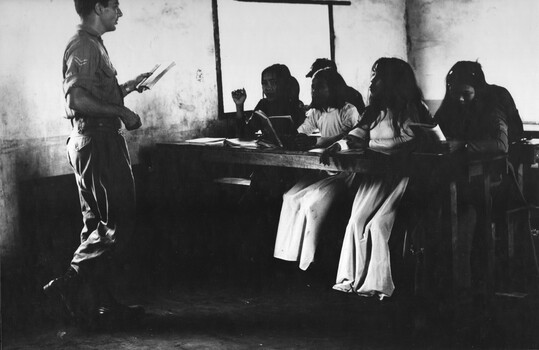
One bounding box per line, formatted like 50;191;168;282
156;142;506;296
158;142;404;173
511;139;539;196
516;138;539;165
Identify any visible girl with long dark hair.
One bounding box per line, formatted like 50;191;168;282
323;57;431;298
273;68;360;271
435;60;522;153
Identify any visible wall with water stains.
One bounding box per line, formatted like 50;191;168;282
0;0;220;260
407;0;539;118
0;0;407;261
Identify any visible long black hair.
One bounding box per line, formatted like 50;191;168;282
309;68;347;111
435;61;495;140
260;64;292;100
358;57;427;135
256;64;304;128
437;61;488;115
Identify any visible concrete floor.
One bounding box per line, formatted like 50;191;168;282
4;182;539;349
2;280;444;349
4;260;539;350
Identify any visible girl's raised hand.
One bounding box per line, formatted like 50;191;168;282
231;88;247;105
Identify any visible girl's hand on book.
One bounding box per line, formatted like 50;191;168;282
231;88;247;105
295;133;317;150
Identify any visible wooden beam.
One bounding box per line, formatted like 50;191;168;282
212;0;224;119
329;4;335;61
235;0;351;5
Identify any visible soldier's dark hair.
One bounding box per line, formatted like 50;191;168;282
74;0;111;18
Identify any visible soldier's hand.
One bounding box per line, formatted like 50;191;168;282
121;109;142;130
134;72;152;93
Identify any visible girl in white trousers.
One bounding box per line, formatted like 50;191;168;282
321;57;433;298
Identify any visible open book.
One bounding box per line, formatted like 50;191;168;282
137;61;176;90
251;110;285;148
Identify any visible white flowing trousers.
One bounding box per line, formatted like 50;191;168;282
333;175;409;298
273;172;355;270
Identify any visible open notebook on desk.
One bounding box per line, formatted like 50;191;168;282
185;137;226;146
223;138;258;149
251;110;287;148
184;137;268;149
185;110;295;150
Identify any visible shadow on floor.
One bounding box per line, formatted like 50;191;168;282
4;188;539;349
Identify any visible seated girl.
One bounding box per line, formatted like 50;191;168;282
232;63;305;145
435;60;523;154
273;68;360;271
322;57;431;299
231;64;305;204
433;61;524;289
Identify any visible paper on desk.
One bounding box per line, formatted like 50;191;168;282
224;138;258;149
185;137;226;145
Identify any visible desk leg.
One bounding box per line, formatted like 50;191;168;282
483;169;494;295
450;180;469;294
517;163;524;194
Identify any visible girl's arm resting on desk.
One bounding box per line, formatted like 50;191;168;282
335;128;368;151
320;142;341;165
368;129;414;149
295;133;317;150
315;133;347;148
467;115;509;154
320;134;366;165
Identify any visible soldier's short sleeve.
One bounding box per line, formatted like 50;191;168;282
63;39;100;97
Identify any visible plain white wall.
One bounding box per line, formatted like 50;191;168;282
335;0;408;103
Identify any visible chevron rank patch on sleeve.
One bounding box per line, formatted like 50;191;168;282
73;56;88;66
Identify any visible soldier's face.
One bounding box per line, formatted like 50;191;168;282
100;0;123;32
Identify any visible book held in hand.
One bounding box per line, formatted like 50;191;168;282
137;61;176;90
